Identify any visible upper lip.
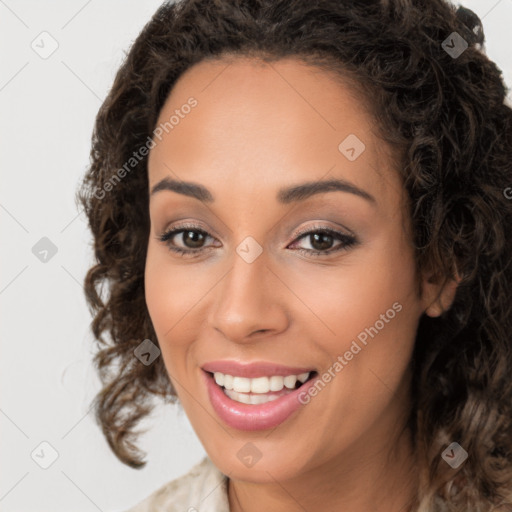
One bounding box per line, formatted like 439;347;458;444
202;360;315;378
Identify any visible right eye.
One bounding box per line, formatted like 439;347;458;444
158;224;218;257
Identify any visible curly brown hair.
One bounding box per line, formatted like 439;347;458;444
77;0;512;509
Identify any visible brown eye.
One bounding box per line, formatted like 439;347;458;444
159;224;216;257
308;232;335;252
158;224;358;258
179;230;207;249
289;227;358;257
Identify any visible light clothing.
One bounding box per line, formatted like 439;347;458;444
124;457;230;512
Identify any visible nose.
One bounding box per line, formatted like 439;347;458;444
208;246;290;344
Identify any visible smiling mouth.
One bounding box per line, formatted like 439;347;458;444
206;370;318;405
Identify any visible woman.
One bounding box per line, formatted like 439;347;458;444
77;0;512;510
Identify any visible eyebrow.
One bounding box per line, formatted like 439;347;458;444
150;176;376;205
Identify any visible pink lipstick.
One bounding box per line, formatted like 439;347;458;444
201;360;318;430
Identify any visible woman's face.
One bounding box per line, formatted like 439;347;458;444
145;57;437;482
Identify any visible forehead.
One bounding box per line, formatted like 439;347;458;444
148;57;400;209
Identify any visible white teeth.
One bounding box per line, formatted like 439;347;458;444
223;374;234;390
225;389;251;404
283;375;297;389
225;388;281;404
233;376;251;393
269;376;284;392
297;372;310;383
251;376;270;393
212;371;311;394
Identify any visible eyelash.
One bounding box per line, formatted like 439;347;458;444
157;222;358;259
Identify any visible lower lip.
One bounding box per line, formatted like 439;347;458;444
203;370;319;431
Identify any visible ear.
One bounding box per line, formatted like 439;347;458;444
421;266;462;318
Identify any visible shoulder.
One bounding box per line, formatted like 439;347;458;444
123;456;230;512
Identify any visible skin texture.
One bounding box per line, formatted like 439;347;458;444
145;57;458;512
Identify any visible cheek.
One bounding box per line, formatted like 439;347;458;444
345;228;419;317
145;246;172;331
289;233;420;386
144;243;218;374
144;245;193;360
145;243;205;331
284;233;419;341
320;236;420;403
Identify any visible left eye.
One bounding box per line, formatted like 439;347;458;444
289;229;357;255
158;225;357;258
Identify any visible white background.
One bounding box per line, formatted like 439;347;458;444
1;1;511;511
